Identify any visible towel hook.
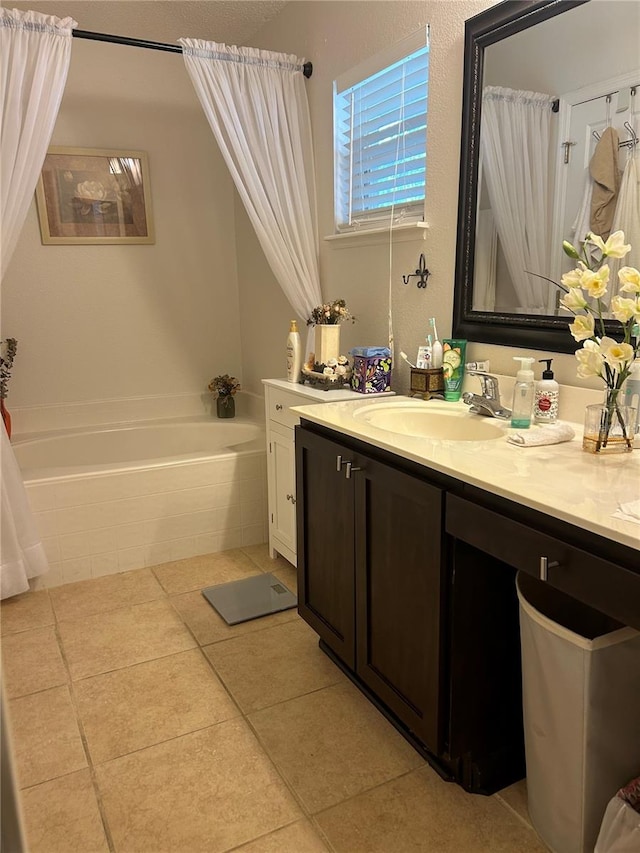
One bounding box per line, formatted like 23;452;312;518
402;253;431;289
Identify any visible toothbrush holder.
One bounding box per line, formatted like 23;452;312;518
409;367;444;399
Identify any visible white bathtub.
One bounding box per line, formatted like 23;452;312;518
15;417;268;588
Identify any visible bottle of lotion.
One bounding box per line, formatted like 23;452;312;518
534;359;559;424
511;357;535;429
286;320;302;382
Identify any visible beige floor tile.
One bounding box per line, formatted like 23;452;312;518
49;568;164;622
20;768;109;853
2;626;67;698
58;598;196;680
96;718;302;853
1;589;54;635
152;549;261;595
9;685;87;788
170;589;298;646
316;766;547;852
242;544;295;576
495;778;531;827
272;561;298;596
74;648;240;763
234;820;331;852
249;681;424;813
203;619;344;713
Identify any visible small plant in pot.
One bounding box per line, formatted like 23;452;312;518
208;374;240;419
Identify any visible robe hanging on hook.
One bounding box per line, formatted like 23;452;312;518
402;253;431;289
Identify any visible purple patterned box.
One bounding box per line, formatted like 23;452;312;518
350;355;393;394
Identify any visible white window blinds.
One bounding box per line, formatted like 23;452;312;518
334;28;429;231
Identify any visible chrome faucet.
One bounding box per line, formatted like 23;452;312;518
462;371;512;420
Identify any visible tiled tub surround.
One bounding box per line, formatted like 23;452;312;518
14;417;267;588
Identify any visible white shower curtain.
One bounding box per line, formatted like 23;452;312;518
0;8;76;598
180;41;322;323
481;86;554;312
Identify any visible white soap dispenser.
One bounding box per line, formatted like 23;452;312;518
511;357;535;429
534;359;559;424
286;320;302;382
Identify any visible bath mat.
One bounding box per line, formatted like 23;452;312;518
201;572;297;625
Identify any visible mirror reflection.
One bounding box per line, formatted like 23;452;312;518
473;0;639;319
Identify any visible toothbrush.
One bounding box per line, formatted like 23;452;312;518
400;351;417;368
430;318;443;369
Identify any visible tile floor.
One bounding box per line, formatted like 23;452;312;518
1;546;547;852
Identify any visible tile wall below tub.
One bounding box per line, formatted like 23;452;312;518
26;451;268;588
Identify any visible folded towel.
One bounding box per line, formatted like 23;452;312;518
349;346;391;358
612;500;640;525
507;422;576;447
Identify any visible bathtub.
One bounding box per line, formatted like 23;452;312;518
14;417;268;588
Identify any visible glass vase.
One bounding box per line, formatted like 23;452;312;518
216;395;235;419
582;392;636;454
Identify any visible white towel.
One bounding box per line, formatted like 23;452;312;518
612;501;640;525
507;423;576;447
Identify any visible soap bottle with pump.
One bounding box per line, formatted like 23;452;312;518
534;359;559;424
511;357;535;429
286;320;302;382
623;324;640;435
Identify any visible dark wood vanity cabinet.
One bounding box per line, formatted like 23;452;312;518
295;425;446;756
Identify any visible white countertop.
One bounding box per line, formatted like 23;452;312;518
262;377;395;402
292;396;640;552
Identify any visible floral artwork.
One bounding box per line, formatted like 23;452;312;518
36;147;154;244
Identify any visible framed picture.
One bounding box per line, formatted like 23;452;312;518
35;147;155;245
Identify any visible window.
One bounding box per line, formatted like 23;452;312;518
334;28;429;232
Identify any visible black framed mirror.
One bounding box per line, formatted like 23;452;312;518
452;0;638;353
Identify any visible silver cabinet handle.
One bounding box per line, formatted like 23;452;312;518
286;493;297;504
275;403;283;411
336;455;345;471
344;462;362;479
539;557;559;581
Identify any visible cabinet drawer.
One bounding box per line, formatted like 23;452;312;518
266;387;309;428
446;494;640;628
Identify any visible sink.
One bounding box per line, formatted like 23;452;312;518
353;403;506;441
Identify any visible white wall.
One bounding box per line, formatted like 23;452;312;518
2;39;242;410
239;0;606;397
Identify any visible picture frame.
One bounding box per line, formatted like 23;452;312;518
35;146;155;245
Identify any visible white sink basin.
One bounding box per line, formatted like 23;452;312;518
354;402;506;441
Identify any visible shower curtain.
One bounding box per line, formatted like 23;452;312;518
481;86;554;312
180;41;322;327
0;8;76;598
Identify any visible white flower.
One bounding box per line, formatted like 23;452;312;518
600;336;635;370
327;358;338;367
76;180;106;201
335;365;347;376
560;287;588;312
610;295;637;324
569;313;595;341
580;265;609;299
618;266;640;294
588;230;631;259
323;366;334;376
337;355;348;365
561;266;585;289
575;340;604;378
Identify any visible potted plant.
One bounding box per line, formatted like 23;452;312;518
306;299;355;364
1;338;17;438
208;374;241;419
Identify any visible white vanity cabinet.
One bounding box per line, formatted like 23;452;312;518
262;379;393;566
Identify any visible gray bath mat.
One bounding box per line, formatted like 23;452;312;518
201;572;297;625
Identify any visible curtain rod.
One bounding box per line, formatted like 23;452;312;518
73;29;313;78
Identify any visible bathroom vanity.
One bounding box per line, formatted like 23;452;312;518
292;398;640;794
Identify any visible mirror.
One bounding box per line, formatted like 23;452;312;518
453;0;640;353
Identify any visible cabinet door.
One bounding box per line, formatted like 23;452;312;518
354;458;444;754
268;426;297;559
295;427;355;667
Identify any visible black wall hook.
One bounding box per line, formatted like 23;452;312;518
402;253;431;289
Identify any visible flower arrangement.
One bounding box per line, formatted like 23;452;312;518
208;374;241;397
545;231;639;450
306;299;355;326
0;338;18;400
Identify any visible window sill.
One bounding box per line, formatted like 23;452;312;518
324;221;428;249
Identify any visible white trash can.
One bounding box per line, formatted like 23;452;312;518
516;572;640;853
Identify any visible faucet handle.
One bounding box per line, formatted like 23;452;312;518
467;370;500;400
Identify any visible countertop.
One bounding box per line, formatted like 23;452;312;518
292;396;640;552
262;377;395;402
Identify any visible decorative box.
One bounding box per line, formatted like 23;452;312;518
409;367;444;400
350;350;393;394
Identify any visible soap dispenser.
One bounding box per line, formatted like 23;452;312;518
511;357;535;429
534;359;559;424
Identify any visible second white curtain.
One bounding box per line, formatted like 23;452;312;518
481;86;554;312
180;41;322;321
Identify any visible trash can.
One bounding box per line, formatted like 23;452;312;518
516;572;640;853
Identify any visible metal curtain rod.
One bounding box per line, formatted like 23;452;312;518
72;29;313;78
